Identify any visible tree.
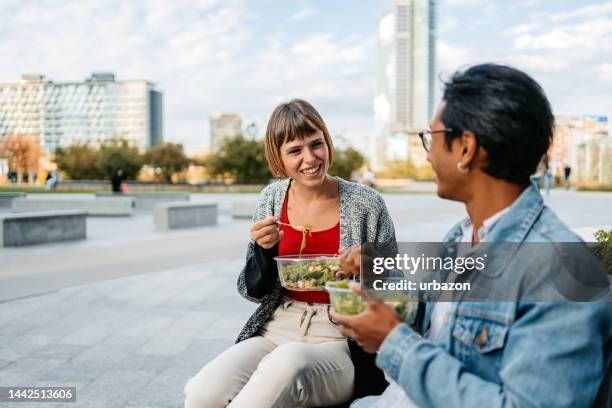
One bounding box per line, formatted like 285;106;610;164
98;140;143;180
0;134;43;183
383;160;417;179
206;136;272;183
329;147;366;180
55;143;104;180
143;143;190;183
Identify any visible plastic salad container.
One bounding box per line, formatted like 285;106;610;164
326;280;419;320
274;255;339;291
325;280;367;315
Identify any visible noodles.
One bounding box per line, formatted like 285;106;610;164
299;224;313;257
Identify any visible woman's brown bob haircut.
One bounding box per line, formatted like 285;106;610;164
265;99;334;178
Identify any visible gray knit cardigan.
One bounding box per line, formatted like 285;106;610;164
236;177;396;342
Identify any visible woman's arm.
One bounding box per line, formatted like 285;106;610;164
237;242;279;303
236;185;281;303
373;193;396;243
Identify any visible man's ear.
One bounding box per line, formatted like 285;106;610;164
459;130;479;170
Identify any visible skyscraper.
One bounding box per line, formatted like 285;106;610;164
210;113;242;153
372;0;436;169
0;73;163;153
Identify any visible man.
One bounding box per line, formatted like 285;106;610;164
333;64;611;407
564;164;572;189
111;168;123;193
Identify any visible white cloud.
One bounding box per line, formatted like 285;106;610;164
599;63;612;81
501;55;568;73
436;40;474;75
439;16;458;34
289;7;317;21
0;0;378;149
514;0;542;7
444;0;490;7
513;18;612;51
546;2;612;23
486;3;610;117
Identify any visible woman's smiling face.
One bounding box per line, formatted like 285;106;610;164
280;129;330;187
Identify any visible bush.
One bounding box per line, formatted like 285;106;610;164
56;143;105;180
329;147;366;180
593;229;612;275
98;140;143;180
56;140;143;180
206;136;271;183
143;143;190;183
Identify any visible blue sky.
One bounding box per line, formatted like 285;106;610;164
1;0;611;154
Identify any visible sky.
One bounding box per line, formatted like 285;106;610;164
1;0;611;155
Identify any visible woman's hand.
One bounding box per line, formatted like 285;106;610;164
337;245;361;278
251;216;285;249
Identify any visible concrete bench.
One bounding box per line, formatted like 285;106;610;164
0;192;26;208
12;197;134;216
95;191;190;209
154;202;217;230
232;200;257;219
0;210;87;247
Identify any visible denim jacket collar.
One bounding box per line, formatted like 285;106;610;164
445;185;544;244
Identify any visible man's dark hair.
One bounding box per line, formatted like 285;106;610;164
442;63;554;185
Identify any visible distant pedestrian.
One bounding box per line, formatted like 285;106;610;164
9;170;17;184
530;155;546;191
544;161;552;196
111;169;123;193
45;171;60;190
564;165;572;189
361;168;376;189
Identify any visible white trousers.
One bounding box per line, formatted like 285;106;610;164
184;299;354;408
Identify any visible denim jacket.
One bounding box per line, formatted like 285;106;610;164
376;186;612;407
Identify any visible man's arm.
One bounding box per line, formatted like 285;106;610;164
376;302;611;408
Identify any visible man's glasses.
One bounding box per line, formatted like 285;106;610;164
413;129;454;152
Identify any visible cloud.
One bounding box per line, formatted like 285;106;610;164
599;63;612;81
444;0;490;7
513;18;612;51
289;7;317;21
248;32;373;109
545;2;612;23
514;0;542;7
436;40;474;75
475;2;610;117
0;0;379;150
439;16;458;34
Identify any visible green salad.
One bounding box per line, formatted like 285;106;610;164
280;259;339;289
394;300;418;322
326;280;418;318
326;280;367;315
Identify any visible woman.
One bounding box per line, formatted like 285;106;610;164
184;99;396;407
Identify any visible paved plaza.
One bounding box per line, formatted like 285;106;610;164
0;189;610;407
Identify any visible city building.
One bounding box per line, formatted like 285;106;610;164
575;115;611;185
371;0;436;170
552;115;611;185
0;73;163;153
550;115;582;177
210;113;242;152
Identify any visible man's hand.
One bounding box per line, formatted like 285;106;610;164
330;283;401;353
337;245;361;278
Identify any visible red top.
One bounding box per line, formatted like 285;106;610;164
278;192;340;303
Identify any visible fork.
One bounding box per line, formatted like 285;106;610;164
276;221;308;231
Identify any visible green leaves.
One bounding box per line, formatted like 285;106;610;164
329;147;365;179
205;136;272;183
143;143;189;183
56;140;142;180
